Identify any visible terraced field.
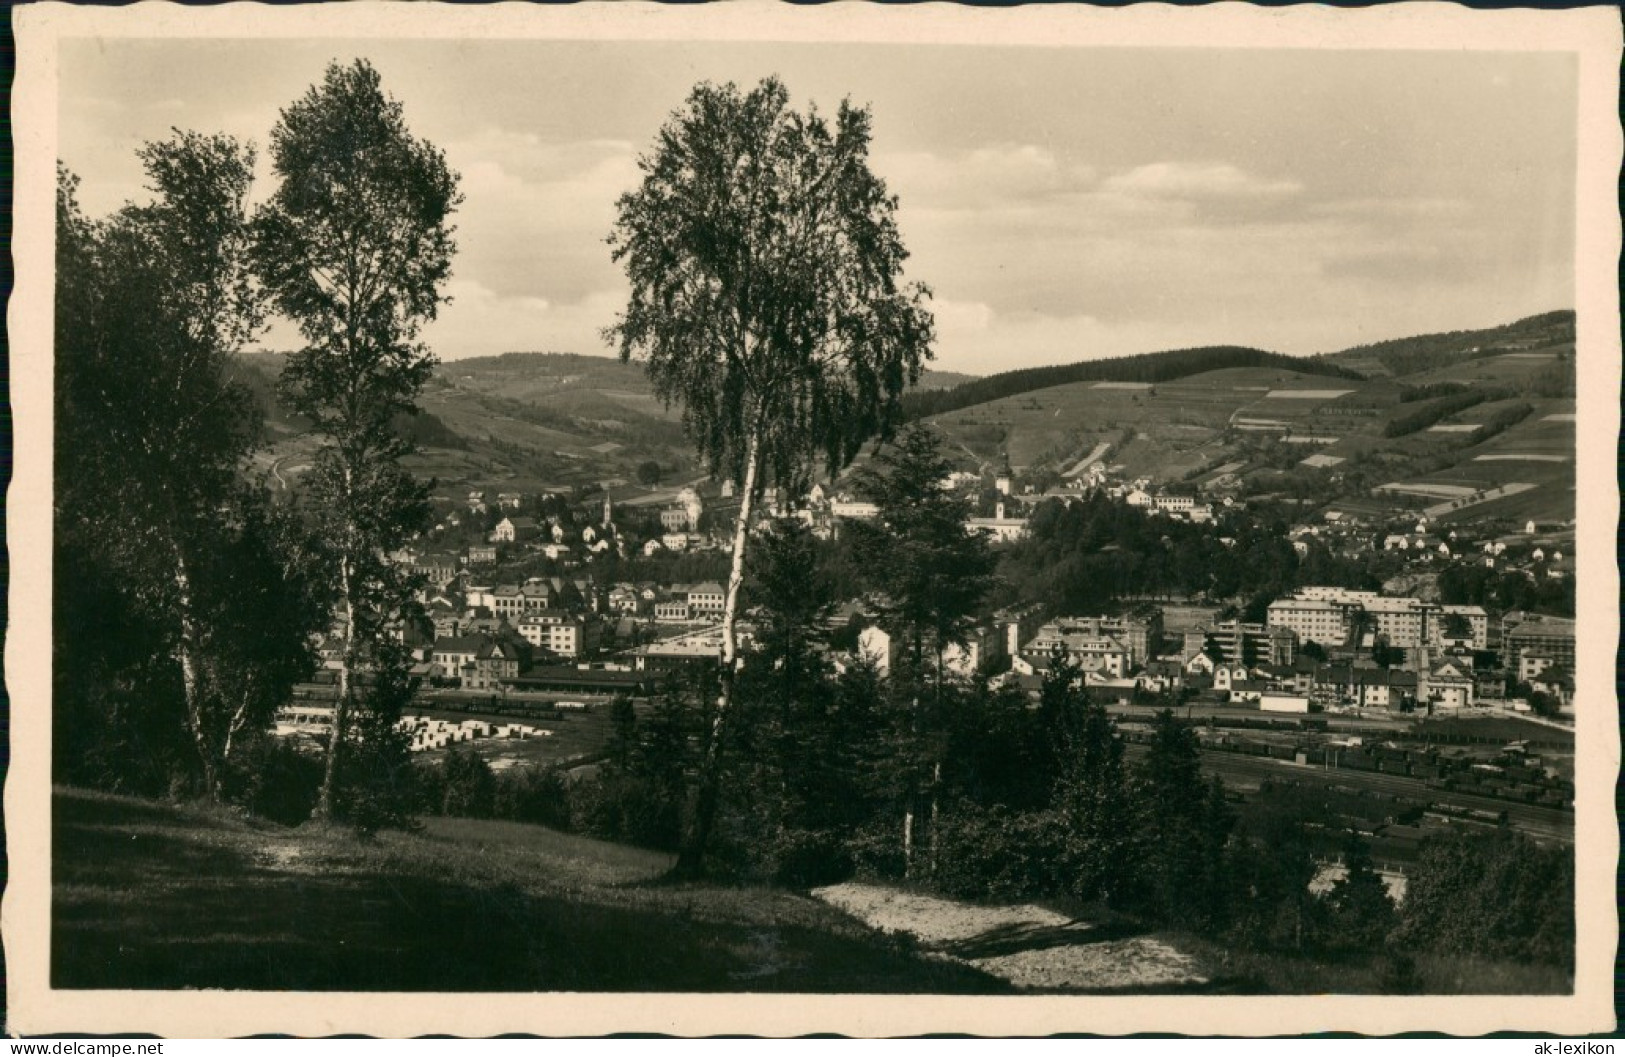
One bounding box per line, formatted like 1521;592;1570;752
927;367;1381;475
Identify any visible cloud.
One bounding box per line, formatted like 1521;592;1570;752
425;280;626;360
879;144;1094;212
1307;196;1475;220
1318;242;1484;285
925;301;1253;374
437;128;643;305
1102;162;1302;200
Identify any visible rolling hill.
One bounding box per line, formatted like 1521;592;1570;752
236;311;1575;527
238;350;975;499
911;311;1576;528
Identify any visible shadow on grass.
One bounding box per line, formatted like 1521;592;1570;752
942;918;1149;961
52;790;1007;994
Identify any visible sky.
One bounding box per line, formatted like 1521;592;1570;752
59;39;1577;375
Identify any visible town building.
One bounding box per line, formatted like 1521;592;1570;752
1420;659;1476;711
1266;597;1353;647
1502;611;1577;676
491;584;525;619
431;635;486;681
1017;625;1127;679
1027;612;1162;667
654;599;692;622
941;624;1005;677
1206;620;1296;666
686;582;727;617
411;554;460;588
1268;587;1484;654
468;638;525;691
831;498;880;520
1259;693;1310;713
516;613;599;659
491;516;540;543
966;501;1029;542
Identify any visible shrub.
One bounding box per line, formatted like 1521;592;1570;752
567;770;683;851
1380;951;1423;994
1394;830;1573;969
495;764;570;828
844;819;909;883
439;744;496;819
929;805;1061;902
767;826;858;884
222;736;323;825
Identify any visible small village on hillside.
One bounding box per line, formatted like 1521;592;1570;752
41;24;1600;1013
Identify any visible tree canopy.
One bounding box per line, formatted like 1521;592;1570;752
606;76;934;493
604;75;935;876
55;135;319;799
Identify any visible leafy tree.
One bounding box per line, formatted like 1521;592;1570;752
574;676;702;851
635;460;663;486
252;59;461;821
605;76;933;875
1043;665;1138;905
55;135;315;799
1324;834;1397;951
1394;831;1574;969
723;518;890;884
1440;612;1473;640
942;680;1056;813
1225;796;1326;953
188;487;326;773
607;693;639;769
1371;636;1403;669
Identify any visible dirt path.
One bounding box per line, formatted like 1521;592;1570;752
813;882;1207;992
1062;442;1111;478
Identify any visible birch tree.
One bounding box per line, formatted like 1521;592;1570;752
252;59;461;820
55;134;285;797
606;76;934;875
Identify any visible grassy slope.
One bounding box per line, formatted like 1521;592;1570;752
51;788;1005;993
52;790;1569;996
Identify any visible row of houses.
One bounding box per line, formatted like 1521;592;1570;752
1003;645;1483;714
1123;488;1216;523
606;582;727;621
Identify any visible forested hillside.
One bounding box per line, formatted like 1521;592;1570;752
902;346;1363;420
1320;311;1574;379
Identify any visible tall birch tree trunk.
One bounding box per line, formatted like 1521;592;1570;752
173;549;218;800
315;544;356;821
674;429;761;877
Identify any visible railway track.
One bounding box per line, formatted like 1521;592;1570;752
1122;743;1573;844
